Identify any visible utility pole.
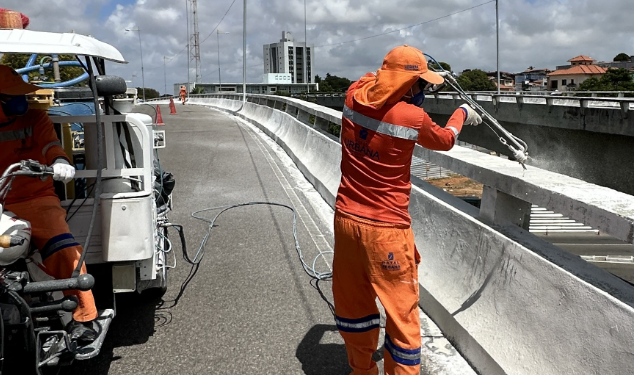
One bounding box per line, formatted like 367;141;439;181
304;0;309;94
186;0;190;91
191;0;201;84
242;0;246;103
496;0;500;94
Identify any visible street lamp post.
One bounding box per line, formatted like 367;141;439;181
304;0;309;94
125;27;146;101
496;0;500;94
217;30;229;93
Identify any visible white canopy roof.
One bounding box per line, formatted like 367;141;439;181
0;29;126;63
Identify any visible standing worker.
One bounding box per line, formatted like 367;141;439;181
332;45;482;375
179;85;187;105
0;66;98;344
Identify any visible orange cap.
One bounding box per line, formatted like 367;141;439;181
382;45;444;85
0;65;40;95
354;45;443;109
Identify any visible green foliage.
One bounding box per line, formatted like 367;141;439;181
578;68;634;93
428;61;451;72
0;54;86;86
613;53;632;62
317;73;352;93
456;69;497;91
190;86;205;95
138;87;160;100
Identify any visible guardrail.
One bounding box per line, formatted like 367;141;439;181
291;91;634;114
151;94;634;375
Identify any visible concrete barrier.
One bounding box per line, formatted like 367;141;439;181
174;95;634;375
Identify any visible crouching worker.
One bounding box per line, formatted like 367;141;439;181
332;45;482;375
0;65;98;344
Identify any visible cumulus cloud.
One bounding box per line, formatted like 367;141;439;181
1;0;632;94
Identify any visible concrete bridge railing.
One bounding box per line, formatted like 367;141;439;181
154;94;634;375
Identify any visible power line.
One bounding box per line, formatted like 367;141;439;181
167;0;238;62
315;0;495;48
200;0;238;45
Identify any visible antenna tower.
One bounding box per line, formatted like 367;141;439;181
190;0;202;83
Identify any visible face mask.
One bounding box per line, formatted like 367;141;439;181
1;95;29;116
411;90;425;107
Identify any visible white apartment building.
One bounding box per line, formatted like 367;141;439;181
263;31;314;84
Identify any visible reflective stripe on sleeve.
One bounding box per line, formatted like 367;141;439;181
335;314;381;333
343;105;419;141
384;334;421;366
42;140;63;156
40;233;80;261
0;126;33;142
447;126;459;137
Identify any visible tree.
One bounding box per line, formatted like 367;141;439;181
138;87;160;99
578;68;634;95
190;86;205;95
456;69;497;91
316;73;352;93
428;61;451;72
613;53;631;62
0;53;87;86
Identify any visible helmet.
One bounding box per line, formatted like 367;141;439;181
0;210;31;266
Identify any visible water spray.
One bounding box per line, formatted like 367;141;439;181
425;54;529;170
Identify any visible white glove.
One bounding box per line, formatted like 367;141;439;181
459;104;483;126
52;160;75;184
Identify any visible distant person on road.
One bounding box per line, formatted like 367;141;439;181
179;85;187;105
332;45;482;375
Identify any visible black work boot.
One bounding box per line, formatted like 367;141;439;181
67;320;99;345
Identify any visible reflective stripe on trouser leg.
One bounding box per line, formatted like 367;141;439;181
333;210;380;375
6;196;98;322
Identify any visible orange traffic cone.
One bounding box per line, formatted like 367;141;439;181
155;105;165;125
169;97;177;115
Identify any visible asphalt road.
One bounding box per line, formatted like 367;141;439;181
64;104;347;374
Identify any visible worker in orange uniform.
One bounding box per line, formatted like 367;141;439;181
0;66;98;344
179;85;187;105
333;45;482;375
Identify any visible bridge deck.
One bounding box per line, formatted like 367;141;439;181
66;104;474;374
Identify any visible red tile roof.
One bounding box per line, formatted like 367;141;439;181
547;65;606;76
568;55;594;62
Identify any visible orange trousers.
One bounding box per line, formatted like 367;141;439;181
333;209;421;375
6;196;98;322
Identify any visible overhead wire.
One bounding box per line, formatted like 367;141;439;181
315;0;496;48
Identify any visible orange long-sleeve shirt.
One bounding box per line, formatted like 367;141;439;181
0;108;69;204
335;78;466;225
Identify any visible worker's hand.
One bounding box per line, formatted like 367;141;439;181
459;104;482;126
52;160;75;184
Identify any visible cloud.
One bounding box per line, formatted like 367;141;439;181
1;0;632;94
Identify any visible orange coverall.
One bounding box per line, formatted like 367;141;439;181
179;86;187;104
333;68;466;374
0;107;97;322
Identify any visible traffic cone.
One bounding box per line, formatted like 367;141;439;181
169;97;177;115
155;105;165;125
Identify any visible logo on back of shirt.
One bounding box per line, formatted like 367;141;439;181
359;128;368;140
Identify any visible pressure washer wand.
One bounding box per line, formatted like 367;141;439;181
424;54;529;170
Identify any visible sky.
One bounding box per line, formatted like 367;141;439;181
2;0;633;95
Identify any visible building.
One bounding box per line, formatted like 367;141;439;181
173;80;318;96
486;71;515;92
263;31;314;85
514;68;551;91
547;55;606;91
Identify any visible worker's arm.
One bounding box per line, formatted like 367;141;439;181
33;110;70;165
416;109;466;151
